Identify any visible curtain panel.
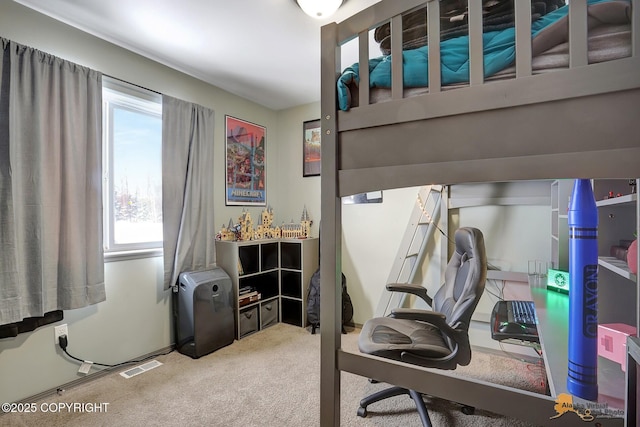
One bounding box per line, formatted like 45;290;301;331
0;38;105;325
162;96;215;290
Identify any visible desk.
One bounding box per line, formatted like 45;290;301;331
529;275;626;410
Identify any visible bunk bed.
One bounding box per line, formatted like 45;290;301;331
319;0;640;426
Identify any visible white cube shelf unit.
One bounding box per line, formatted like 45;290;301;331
215;238;319;339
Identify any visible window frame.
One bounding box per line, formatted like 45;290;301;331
102;78;163;259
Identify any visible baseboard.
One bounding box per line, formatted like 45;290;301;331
17;345;174;404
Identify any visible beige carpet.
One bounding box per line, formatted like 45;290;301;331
1;323;546;427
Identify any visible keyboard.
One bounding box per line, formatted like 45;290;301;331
490;300;539;343
508;300;538;325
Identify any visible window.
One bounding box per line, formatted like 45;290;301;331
102;78;163;255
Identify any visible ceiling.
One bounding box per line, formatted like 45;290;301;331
14;0;381;111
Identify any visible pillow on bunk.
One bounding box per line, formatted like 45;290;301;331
337;0;630;111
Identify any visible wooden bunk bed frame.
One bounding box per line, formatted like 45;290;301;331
319;1;640;426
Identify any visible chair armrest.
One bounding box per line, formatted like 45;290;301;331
386;283;433;306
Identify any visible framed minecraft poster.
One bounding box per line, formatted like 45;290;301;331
225;116;266;206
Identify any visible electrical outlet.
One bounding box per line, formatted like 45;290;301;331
54;324;68;345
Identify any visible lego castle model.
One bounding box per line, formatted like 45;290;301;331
216;206;312;241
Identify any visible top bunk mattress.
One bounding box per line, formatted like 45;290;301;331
337;0;632;111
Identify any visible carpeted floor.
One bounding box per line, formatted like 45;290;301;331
1;323;547;426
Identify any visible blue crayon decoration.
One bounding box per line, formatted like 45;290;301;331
567;179;599;401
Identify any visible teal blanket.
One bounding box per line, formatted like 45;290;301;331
337;0;615;111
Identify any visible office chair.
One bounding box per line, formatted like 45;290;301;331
357;227;487;427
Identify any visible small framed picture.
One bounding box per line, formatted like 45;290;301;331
303;119;321;177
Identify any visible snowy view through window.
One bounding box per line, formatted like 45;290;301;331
112;107;162;246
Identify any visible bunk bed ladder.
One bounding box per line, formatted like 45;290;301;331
374;185;444;317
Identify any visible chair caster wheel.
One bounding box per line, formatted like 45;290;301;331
357;407;368;418
368;378;379;384
461;405;475;415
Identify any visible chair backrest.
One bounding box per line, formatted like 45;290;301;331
433;227;487;330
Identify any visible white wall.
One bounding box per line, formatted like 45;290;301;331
269;102;321;235
0;257;168;402
342;187;426;323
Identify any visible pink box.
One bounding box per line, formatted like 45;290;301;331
597;323;637;371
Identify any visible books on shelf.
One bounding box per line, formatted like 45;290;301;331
239;290;261;307
239;286;254;295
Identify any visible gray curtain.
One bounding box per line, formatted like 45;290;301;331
162;96;215;289
0;38;105;325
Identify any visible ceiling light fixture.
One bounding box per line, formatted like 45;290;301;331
295;0;343;19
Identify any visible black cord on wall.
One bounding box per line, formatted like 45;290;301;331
58;335;174;368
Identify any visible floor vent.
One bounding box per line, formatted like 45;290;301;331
119;359;163;379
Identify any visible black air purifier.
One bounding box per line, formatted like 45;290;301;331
175;268;235;358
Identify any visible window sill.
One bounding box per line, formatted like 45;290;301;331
104;248;163;263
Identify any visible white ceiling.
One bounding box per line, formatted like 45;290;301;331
15;0;381;111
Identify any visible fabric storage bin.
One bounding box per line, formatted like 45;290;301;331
239;306;258;337
261;299;279;329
